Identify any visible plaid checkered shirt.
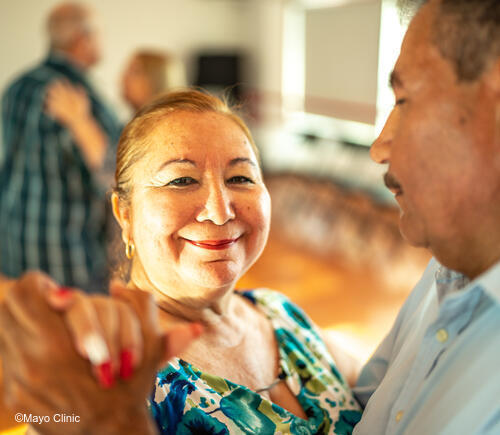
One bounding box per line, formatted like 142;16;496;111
0;53;121;292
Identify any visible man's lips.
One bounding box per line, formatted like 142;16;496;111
183;237;241;250
384;172;403;196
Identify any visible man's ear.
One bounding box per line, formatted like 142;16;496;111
111;192;132;244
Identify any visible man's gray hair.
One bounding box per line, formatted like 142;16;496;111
397;0;500;81
47;3;89;51
435;0;500;81
396;0;427;24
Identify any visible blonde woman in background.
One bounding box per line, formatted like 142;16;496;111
46;49;187;145
121;50;187;112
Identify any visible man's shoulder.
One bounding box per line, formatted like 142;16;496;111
3;59;67;100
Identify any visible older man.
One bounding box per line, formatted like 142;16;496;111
0;3;121;293
353;0;500;433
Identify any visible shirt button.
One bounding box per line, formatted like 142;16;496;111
395;410;404;422
436;328;449;343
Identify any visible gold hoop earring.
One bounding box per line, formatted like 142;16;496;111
125;240;135;260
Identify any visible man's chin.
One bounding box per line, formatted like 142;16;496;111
398;215;428;249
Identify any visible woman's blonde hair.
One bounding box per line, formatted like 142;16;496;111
114;89;259;202
133;50;187;95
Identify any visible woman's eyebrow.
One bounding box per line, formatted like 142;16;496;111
157;158;196;172
229;157;257;167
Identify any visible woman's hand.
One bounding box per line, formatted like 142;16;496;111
0;271;202;435
44;80;108;169
45;80;90;128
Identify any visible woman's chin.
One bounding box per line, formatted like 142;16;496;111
183;260;241;291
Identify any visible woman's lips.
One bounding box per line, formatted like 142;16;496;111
183;237;240;250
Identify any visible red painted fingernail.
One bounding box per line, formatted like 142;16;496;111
56;286;73;297
97;361;114;388
119;350;134;380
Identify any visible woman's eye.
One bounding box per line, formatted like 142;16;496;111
167;177;198;187
395;98;407;106
227;175;254;185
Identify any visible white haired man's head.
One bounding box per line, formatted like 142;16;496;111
47;2;100;69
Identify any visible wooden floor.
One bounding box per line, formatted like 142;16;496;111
237;234;424;361
0;234;427;433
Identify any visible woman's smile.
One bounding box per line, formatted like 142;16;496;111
182;236;242;250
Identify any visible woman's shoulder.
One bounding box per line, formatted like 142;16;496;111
238;288;317;333
238;288;295;312
238;287;287;303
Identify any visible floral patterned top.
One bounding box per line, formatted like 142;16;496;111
148;289;362;434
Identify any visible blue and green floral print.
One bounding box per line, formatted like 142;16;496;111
149;289;362;434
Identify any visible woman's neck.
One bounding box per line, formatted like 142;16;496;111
129;264;247;345
153;287;235;324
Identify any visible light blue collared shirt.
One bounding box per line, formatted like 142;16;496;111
353;258;500;434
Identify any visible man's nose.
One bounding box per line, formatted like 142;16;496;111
370;108;398;164
196;183;236;226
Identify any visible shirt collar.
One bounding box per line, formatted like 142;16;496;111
45;51;88;83
472;258;500;304
435;259;500;305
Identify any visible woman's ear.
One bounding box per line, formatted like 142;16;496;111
111;192;132;244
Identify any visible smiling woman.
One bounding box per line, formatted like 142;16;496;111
0;90;361;435
111;102;271;309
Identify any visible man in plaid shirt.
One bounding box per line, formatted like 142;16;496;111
0;3;121;292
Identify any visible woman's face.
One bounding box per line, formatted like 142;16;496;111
121;57;153;110
121;111;271;303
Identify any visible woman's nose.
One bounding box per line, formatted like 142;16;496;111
196;184;236;225
370;108;398;164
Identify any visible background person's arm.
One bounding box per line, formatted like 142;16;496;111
0;274;15;303
45;80;107;170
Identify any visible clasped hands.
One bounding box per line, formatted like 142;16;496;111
0;271;202;435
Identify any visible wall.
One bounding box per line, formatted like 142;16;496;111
0;0;265;119
0;0;386;127
305;0;381;124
